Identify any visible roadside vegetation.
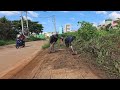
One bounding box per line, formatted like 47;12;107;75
0;16;45;46
61;21;120;78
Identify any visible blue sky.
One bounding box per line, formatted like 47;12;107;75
0;11;120;32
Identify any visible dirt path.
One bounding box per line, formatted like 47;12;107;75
0;40;47;78
4;48;104;79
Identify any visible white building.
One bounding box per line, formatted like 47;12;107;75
64;24;71;33
43;32;55;38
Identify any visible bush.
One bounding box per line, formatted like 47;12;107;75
73;21;120;78
0;40;6;46
27;36;42;41
73;29;120;78
42;43;50;49
0;40;15;46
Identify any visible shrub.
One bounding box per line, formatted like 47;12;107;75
42;43;50;49
0;40;15;46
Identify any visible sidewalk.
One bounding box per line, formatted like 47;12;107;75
0;40;46;78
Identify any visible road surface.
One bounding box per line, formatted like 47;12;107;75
0;40;107;79
3;49;106;79
0;40;46;78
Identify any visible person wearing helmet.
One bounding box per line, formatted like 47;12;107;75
19;33;25;47
49;33;59;53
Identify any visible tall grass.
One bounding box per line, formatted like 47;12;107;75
62;28;120;78
0;40;15;46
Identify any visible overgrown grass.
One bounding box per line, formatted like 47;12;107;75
27;36;46;42
74;29;120;78
62;28;120;78
42;43;50;49
0;40;15;46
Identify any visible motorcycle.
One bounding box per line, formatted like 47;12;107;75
16;39;25;49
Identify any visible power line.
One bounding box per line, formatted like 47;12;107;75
38;15;57;33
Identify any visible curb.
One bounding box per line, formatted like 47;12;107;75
0;49;42;79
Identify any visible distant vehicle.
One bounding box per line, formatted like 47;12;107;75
16;39;25;49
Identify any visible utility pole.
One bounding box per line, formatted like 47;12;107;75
21;11;24;35
26;11;28;29
52;15;57;33
25;11;29;36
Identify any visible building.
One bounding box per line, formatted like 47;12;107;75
105;19;112;26
64;24;71;33
97;18;119;30
58;26;63;34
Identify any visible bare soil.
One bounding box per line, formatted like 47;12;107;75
6;49;107;79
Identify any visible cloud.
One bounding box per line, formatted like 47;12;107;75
41;22;47;25
23;16;33;20
99;20;105;25
0;11;39;18
48;19;51;23
28;11;39;17
92;22;98;27
79;13;84;16
96;11;107;15
0;11;20;16
60;11;70;13
108;11;120;20
70;17;75;20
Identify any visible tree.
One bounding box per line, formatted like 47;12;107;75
0;16;44;40
0;16;8;23
27;20;44;34
77;21;97;31
77;21;97;41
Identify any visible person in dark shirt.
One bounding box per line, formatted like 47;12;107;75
65;36;76;53
49;33;59;53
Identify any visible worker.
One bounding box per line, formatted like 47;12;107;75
59;36;64;47
49;33;59;53
64;36;76;53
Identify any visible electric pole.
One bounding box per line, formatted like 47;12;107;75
21;11;23;34
26;11;28;29
52;15;57;33
25;11;29;36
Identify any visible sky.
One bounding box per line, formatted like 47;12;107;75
0;11;120;33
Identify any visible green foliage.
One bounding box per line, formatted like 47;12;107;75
27;36;42;41
0;16;44;41
36;34;46;40
72;20;120;78
78;21;97;31
77;21;98;41
61;31;78;39
42;43;50;49
0;40;15;46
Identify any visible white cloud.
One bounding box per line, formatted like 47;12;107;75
0;11;39;18
70;17;75;20
99;20;105;25
48;19;51;23
79;13;84;16
96;11;107;14
23;16;33;20
0;11;20;16
28;11;39;17
108;11;120;20
60;11;70;13
92;22;98;27
42;22;47;25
